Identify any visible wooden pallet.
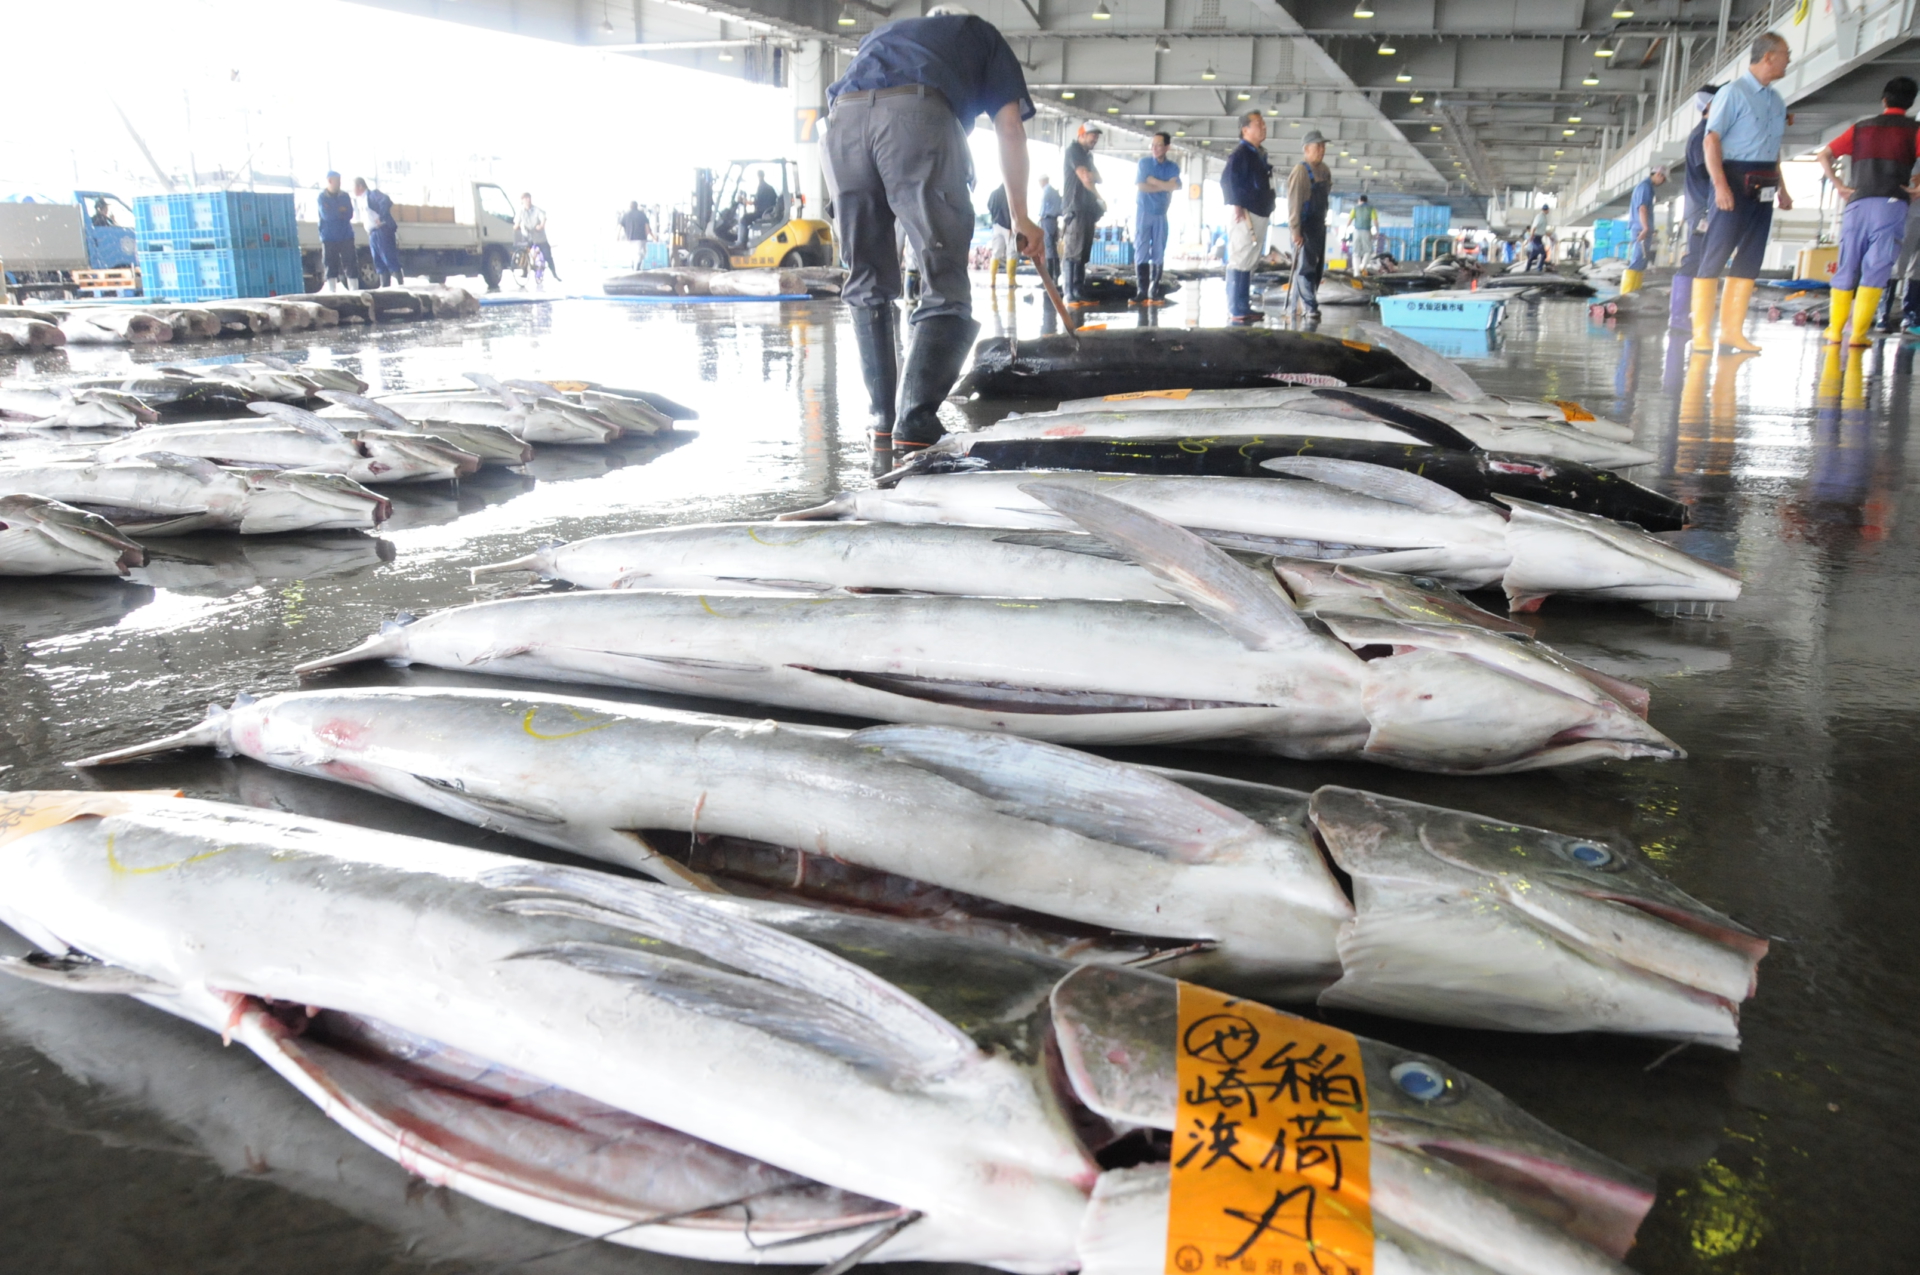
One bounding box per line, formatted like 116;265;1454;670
73;267;140;296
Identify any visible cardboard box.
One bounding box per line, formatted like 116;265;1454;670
1795;244;1838;280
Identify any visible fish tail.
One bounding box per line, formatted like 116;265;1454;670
774;493;858;521
67;701;238;768
292;623;413;676
469;553;547;582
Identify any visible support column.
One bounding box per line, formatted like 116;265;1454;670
793;39;831;224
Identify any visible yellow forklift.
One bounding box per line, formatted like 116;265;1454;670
675;160;834;270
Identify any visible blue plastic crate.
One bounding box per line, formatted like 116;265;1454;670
1377;290;1506;331
139;244;305;301
135;192;298;255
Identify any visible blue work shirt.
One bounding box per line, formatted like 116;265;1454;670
1626;177;1657;238
1684;118;1712;218
1135;155;1180;221
1220;140;1276;218
1040;185;1062;221
316;188;355;243
828;16;1034;128
1706;71;1787;163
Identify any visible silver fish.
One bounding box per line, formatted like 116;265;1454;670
95;405;479;485
56;308;173;345
0;494;144;575
346;376;624;445
319;391;531;467
0;385;155;429
0;453;389;535
0;317;66;351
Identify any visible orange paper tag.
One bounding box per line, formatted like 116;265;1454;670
542;380;592;393
1104;389;1194;401
1340;339;1372;352
1548;399;1596;422
1167;983;1372;1275
0;790;179;850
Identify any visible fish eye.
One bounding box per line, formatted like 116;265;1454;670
1391;1060;1451;1102
1567;842;1612;867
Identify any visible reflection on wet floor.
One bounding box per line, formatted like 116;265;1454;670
2;287;1917;1273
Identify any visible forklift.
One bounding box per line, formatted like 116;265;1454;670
675;160;834;270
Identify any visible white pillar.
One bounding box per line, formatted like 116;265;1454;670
793;40;831;222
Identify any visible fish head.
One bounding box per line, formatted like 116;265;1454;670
241;469;392;530
528;400;623;443
0;494;145;574
71;390;157;428
353;431;481;481
1497;497;1741;610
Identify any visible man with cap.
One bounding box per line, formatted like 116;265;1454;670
1220;110;1276;324
1284;126;1331;322
1620;167;1666;295
1693;32;1794;354
1669;85;1721;333
316;171;357;293
1133;132;1180;306
1815;76;1920;346
823;5;1039;460
1061;120;1105;306
1038;174;1063;282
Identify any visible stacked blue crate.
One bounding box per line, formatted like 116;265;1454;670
1590;218;1628;261
136;192;303;301
1410;204;1450;259
1090;226;1135;267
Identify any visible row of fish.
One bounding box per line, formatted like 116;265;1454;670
0;286;479;350
0;784;1703;1273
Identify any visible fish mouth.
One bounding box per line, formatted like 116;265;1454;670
1389;1134;1656;1260
1573;890;1771;964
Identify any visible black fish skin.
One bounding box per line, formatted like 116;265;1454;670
956;329;1432;400
887;435;1690;531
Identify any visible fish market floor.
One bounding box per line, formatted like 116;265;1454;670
0;284;1912;1274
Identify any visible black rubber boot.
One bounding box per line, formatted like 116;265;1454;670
848;305;899;446
1133;263;1151;305
893;314;979;451
1906;279;1920;330
1062;260;1082;304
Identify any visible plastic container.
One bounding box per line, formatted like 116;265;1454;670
138;244;304;302
134;192;299;257
1377;289;1506;331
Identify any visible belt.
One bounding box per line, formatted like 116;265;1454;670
831;84;951;112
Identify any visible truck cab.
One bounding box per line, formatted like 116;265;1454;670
297;180;521;291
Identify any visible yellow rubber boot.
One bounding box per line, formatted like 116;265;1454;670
1620;268;1643;295
987;258;1001;293
1823;289;1855;344
1718;277;1761;352
1818;342;1846;398
1690;278;1720;354
1842;348;1868;405
1850;286;1884;347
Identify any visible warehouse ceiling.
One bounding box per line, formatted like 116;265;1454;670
355;0;1897;199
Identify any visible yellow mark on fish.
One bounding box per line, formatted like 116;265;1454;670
1341;339;1373;352
105;832;237;876
522;706;621;741
1104;389;1193;401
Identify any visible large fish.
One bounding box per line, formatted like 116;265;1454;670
0;316;65;351
887;432;1688;531
498;378;674;433
71;371;258;418
94;404;480;485
956;328;1431;400
200;304;276;335
297;487;1679;772
529;378;698;421
0;494;144;576
0;385;156;430
348;376;625;445
0;790;1656;1272
74;686;1763;1043
0;453;390;535
789;467;1738;610
317;391;532;468
142;305;224;341
56;308;172;345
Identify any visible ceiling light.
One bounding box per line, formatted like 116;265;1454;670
1175;129;1187;135
1611;3;1635;15
600;16;614;34
1582;73;1600;85
1353;2;1374;14
1429;124;1442;131
1340;150;1350;156
1144;118;1156;125
1155;36;1171;53
837;3;856;24
1554;149;1564;156
1566;114;1582;122
1091;1;1112;17
1107;105;1119;113
1563;128;1576;136
1395;68;1412;82
1061;90;1076;99
718;48;734;60
1201;64;1217;80
1237;91;1251;100
1378;40;1396;54
1201;139;1212;146
1408;93;1424;102
1595;42;1615;57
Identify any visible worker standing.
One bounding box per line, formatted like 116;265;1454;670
1692;33;1794;354
822;5;1039;457
1061;121;1104;306
516;193;560;283
1220;110;1275;325
356;179;403;288
1347;195;1376;274
1133;132;1180;307
316;172;357;293
619;201;650;268
1283;126;1331;323
1669;86;1720;333
1620;167;1667;294
986;183;1020;295
1525;205;1551;271
1038;174;1062;282
1815;76;1920;346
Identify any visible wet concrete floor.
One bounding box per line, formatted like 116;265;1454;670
0;282;1913;1273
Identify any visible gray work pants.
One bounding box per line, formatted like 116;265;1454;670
822;90;975;322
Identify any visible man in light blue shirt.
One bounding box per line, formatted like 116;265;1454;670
1621;168;1666;293
1691;32;1793;354
1133;132;1180;307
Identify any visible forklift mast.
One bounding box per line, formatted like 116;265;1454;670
693;168;715;230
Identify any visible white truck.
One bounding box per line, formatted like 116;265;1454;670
297;181;521;292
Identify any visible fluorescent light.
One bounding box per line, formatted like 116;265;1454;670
1353;2;1374;14
1107;105;1119;113
1395;69;1412;82
1611;4;1634;15
1092;2;1112;18
1144;118;1156;125
718;48;734;60
1595;42;1615;57
1429;124;1442;131
1563;128;1576;136
1378;41;1396;54
1237;91;1251;100
1408;93;1424;102
1583;73;1600;84
1201;64;1217;79
1155;36;1171;53
836;4;856;24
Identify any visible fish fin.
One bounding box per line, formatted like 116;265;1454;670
1018;480;1310;650
1353;323;1490;401
1260;456;1481;515
502;378;564;401
989;530;1132;562
482;863;978;1076
252;354;293;371
1049;965;1178;1129
248;401;350;445
0;951;176;996
134;450;229;483
592;828;732;893
1309;389;1479;450
463;372;524;412
564;650;770;674
317;390;411;431
849;724;1263;864
67;704;234;767
410;775;569;824
775;494;859;521
508;941;942;1075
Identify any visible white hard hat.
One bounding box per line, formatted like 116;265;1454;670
1082;118;1105;133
